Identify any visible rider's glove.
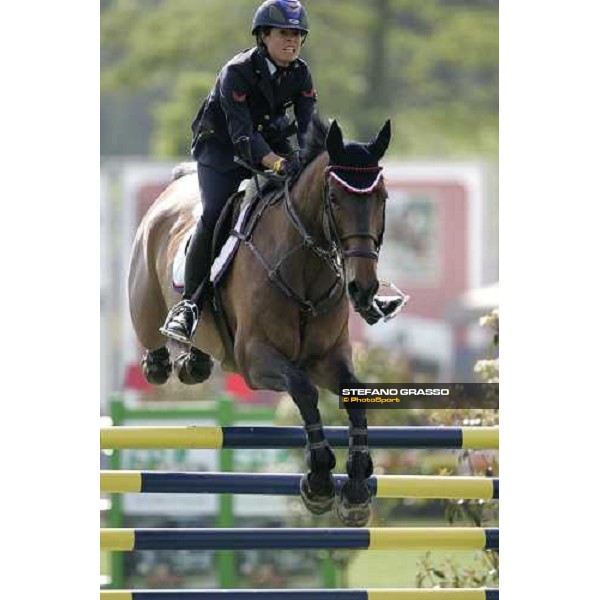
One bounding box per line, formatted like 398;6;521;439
279;155;302;179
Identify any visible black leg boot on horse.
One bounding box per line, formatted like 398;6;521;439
336;408;374;527
300;422;337;515
244;343;337;516
160;217;214;384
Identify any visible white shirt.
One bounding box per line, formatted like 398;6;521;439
265;57;278;77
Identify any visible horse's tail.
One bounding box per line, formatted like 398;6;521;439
172;162;198;181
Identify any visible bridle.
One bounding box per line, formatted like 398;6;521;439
234;158;386;318
269;162;386;316
321;164;385;262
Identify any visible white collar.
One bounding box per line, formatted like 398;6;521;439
265;56;297;76
265;57;278;76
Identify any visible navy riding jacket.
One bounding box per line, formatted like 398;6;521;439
191;46;317;172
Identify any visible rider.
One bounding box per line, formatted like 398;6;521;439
161;0;404;344
161;0;314;343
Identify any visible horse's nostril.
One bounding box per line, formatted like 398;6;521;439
347;281;359;298
347;280;375;309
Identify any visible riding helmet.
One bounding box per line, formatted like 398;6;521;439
251;0;309;35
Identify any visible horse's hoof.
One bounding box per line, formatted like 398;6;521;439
299;474;335;515
141;350;172;385
335;495;373;527
174;350;213;385
335;482;373;527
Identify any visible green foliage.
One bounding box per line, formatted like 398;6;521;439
416;551;498;591
474;308;499;382
151;71;215;156
101;0;498;158
415;308;500;590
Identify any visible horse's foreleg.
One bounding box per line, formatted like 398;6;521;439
244;343;336;515
339;395;374;527
300;413;337;515
311;360;374;527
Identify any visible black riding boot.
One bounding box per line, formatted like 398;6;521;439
160;219;213;344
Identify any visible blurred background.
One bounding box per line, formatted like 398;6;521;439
100;0;498;593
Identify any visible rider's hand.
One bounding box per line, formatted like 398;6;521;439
280;155;302;179
261;152;286;172
261;153;301;178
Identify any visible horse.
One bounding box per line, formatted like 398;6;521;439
128;115;392;526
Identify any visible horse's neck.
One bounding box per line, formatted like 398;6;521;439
288;156;328;245
276;155;339;298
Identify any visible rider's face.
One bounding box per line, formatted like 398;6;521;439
261;28;303;66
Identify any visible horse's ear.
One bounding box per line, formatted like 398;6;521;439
368;119;392;161
326;120;344;159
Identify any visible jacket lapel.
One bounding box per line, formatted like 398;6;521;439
253;51;275;110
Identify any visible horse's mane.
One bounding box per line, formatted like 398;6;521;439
300;113;329;167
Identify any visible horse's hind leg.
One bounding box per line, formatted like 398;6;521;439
130;256;213;386
131;304;173;385
174;346;214;385
141;347;172;385
128;238;173;384
244;343;336;515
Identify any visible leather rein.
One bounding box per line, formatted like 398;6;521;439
235;160;385;318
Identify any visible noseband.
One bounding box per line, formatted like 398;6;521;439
323;165;385;261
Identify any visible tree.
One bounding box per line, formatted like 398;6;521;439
101;0;498;157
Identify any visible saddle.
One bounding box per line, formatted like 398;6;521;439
210;174;285;286
172;174;285;293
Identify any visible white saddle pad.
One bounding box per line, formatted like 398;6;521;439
172;179;255;292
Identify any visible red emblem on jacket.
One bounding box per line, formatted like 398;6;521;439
232;90;247;102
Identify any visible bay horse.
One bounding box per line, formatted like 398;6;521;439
128;116;391;526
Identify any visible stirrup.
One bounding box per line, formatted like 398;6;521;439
159;299;200;344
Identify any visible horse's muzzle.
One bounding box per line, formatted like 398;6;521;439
347;279;379;312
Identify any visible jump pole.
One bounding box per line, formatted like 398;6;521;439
100;589;500;599
100;527;499;552
100;426;499;450
100;471;499;500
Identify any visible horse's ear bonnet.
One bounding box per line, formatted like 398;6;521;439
325;120;345;160
368;119;391;161
326;119;391;193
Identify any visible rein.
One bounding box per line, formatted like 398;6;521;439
233;158;384;318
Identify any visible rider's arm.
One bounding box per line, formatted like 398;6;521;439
294;66;317;150
219;65;271;166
